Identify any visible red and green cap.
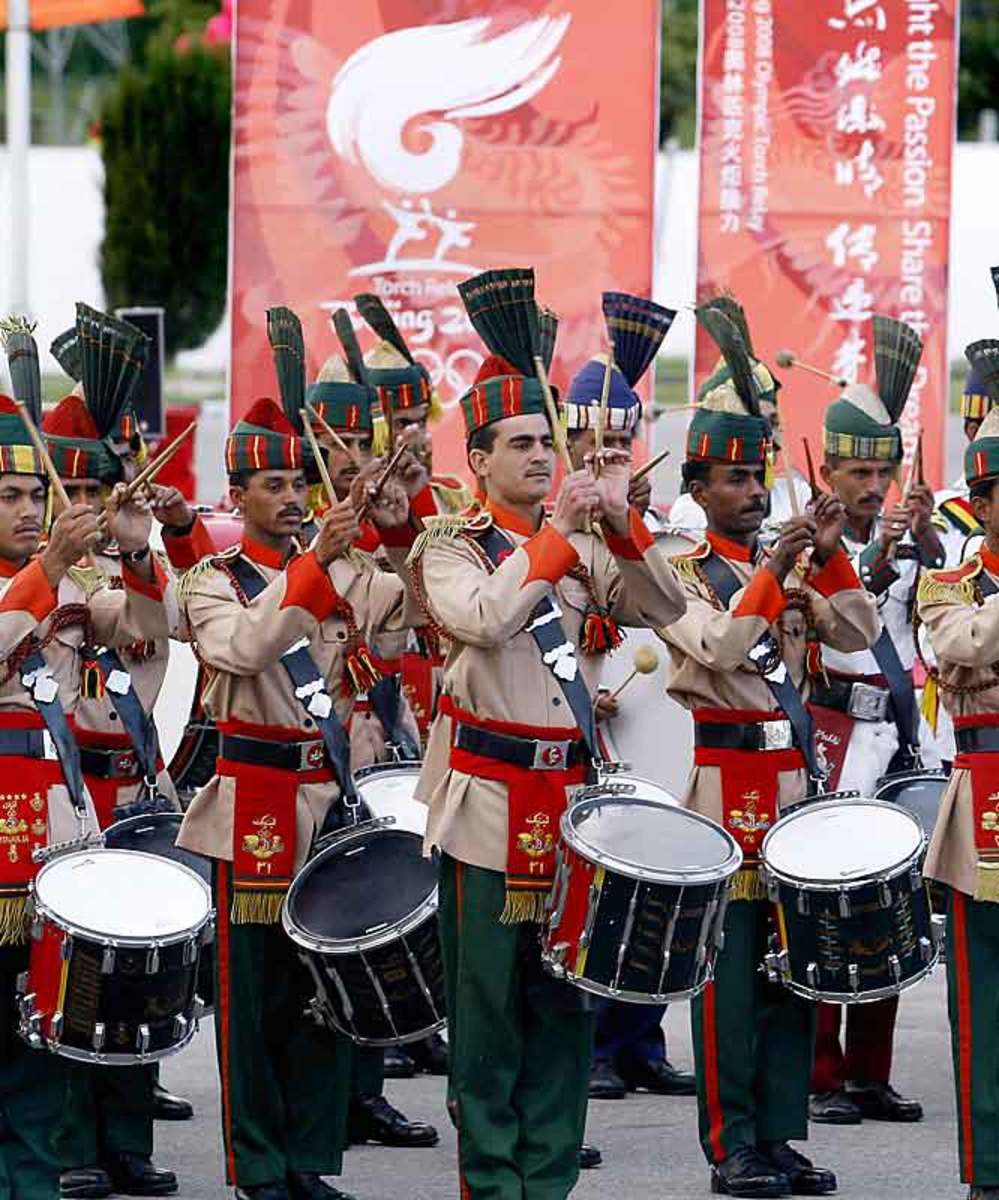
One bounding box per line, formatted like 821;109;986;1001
459;355;550;441
305;380;374;434
685;407;771;466
42;395;123;482
0;395;45;477
224;398;308;474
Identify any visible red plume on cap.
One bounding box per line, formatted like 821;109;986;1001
240;397;298;435
42;395;100;439
474;354;521;384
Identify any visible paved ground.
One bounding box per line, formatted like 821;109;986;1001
153;969;964;1200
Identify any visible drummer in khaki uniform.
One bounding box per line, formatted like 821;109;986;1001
176;397;423;1200
410;342;687;1198
917;354;999;1200
39;391;183;1199
0;383;171;1200
658;308;878;1198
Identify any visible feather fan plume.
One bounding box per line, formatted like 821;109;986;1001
354;294;414;362
331;309;370;385
872;315;923;423
267;307;307;434
537;306;558;372
694;303;760;416
75;303;150;438
458;268;543;376
699;293;754;359
966;339;999;405
51;327;83;383
602;292;675;387
0;316;43;426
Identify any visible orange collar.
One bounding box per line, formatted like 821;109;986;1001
485;498;543;538
240;535;295;569
982;544;999;577
706;530;754;563
0;556;24;579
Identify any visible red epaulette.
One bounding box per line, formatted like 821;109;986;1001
930;556;982;584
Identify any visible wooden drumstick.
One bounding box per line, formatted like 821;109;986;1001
96;420;197;532
305;401;359;464
775;350;848;389
300;410;338;509
608;644;660;701
631;448;670;484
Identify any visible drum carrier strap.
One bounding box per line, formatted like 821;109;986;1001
224;555;360;819
698;550;824;792
367;674;421;761
474;525;599;767
19;648;86;818
868;628;921;767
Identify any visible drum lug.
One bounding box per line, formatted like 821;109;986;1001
191;996;205;1022
30;917;43;942
848;963;860;994
838;891;852;919
806;962;820;989
878;880;892;909
23;1012;43;1049
919;935;933;963
909;866;922;893
796;890;810;917
172;1015;188;1041
202;915;216;946
59;934;73;961
136;1024;150;1055
546;942;569;978
145;945;160;975
764;950;788;984
92;1023;106;1053
49;1011;63;1042
15;974;29;1003
931;913;946;948
101;944;116;975
765;873;780;904
888;954;902;984
182;939;198;967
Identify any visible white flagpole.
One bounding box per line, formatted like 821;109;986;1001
5;0;31;315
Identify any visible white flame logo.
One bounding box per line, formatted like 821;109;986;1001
327;15;571;195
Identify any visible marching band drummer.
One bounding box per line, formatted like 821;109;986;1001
917;360;999;1200
175;395;425;1200
563;316;695;1105
658;306;878;1199
0;386;172;1200
807;319;937;1129
409;329;687;1198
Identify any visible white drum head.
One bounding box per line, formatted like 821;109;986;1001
356;764;427;836
763;799;923;884
35;849;211;941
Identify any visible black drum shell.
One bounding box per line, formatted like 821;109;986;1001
103;813;215;1011
874;769;949;838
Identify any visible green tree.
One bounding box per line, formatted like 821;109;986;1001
660;0;699;147
958;15;999;139
99;39;230;356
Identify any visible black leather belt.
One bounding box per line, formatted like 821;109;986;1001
694;720;796;753
810;676;895;724
956;726;999;754
219;733;331;774
453;720;587;771
0;729;45;758
79;746;139;779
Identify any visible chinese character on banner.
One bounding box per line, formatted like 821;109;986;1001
828;0;887;32
834;42;882;87
229;2;662;477
825;223;880;274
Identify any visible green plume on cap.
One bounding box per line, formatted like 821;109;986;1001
966;340;999;406
700;293;754;358
75;303;149;439
695;303;760;416
0;316;43;427
873;315;923;423
332;308;370;386
267;306;307;435
354;294;415;364
458;268;545;377
51;327;83;383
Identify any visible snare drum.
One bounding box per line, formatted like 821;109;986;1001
762;796;938;1003
353;761;427;835
18;848;213;1063
103;813;215;1009
283;819;444;1046
542;788;742;1003
874;768;948;836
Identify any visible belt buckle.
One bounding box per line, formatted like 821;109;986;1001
848;682;888;722
762;720;793;751
532;739;571;770
299;741;327;772
113;750;137;777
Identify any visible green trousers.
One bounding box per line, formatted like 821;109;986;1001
0;945;65;1200
438;854;594;1200
350;1047;384;1099
54;1062;154;1167
946;886;999;1186
213;863;351;1188
691;899;814;1165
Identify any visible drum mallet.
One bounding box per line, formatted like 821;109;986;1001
608;644;660;702
775;350;849;389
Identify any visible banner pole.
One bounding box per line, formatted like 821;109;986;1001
5;0;31;316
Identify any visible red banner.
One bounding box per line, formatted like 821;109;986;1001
696;1;958;487
229;2;660;477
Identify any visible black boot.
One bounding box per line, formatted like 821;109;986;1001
383;1044;417;1079
969;1188;999;1199
844;1080;923;1122
152;1082;194;1121
710;1146;790;1197
347;1094;439;1147
589;1059;627;1100
407;1032;449;1075
761;1142;837;1196
60;1168;113;1200
103;1153;178;1197
579;1143;603;1169
808;1089;862;1125
287;1174;357;1200
621;1057;696;1096
234;1185;289;1200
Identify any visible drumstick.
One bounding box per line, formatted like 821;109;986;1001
783;449;801;518
305;402;359;464
593;344;614;477
533;355;574;473
608;644;659;701
96;421;197;532
803;437;821;500
775;350;849;389
886;436;922;563
359;439;411;518
631;448;670;484
300;410;338;509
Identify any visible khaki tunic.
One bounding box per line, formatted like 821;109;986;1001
413;507;687;872
0;555;172;843
659;542;879;825
917;552;999;896
177;542;422;868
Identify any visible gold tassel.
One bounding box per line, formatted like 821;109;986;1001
177;556;220;603
917;572;977;608
231;890;285;925
920;676;940;735
0;896;29;946
406;515;473;565
500;890;549;924
727;867;769;903
372;415;390;456
428;389;444;423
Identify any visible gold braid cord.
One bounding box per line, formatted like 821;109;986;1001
913;579;999;697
